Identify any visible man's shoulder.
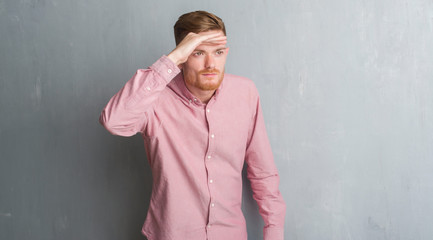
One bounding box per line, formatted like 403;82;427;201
222;73;260;105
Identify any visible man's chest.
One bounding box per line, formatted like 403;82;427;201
144;93;254;170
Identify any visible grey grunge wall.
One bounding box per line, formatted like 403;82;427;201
1;0;432;239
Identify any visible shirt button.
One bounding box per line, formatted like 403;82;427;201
209;179;213;183
211;203;215;207
207;155;211;159
146;86;151;91
167;69;172;73
207;224;211;228
211;134;215;138
206;109;210;113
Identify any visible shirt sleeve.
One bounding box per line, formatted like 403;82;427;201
245;94;286;240
99;55;180;136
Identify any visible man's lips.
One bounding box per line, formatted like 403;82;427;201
201;72;219;77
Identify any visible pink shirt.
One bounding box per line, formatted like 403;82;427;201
99;56;286;240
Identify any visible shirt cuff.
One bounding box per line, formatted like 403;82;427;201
263;227;284;240
150;55;181;84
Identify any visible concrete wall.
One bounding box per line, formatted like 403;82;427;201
1;0;432;239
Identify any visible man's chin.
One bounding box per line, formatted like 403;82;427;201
198;83;221;91
198;75;223;90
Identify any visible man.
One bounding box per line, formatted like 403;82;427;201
99;10;286;240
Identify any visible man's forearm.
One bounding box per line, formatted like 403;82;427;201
99;56;180;136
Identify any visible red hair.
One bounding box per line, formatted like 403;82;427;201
174;10;226;45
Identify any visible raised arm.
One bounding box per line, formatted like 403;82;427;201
99;56;179;136
99;32;227;136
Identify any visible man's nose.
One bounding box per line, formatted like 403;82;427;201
205;55;215;69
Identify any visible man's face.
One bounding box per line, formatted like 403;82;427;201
182;30;229;93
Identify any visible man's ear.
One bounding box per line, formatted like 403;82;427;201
226;47;230;55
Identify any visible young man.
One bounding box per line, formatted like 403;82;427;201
100;10;286;240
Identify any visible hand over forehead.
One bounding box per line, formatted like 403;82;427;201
197;31;227;46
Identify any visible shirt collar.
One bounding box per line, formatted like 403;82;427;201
168;72;225;106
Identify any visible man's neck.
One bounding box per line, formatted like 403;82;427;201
185;85;215;104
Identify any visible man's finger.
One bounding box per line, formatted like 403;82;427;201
202;36;227;45
198;32;226;41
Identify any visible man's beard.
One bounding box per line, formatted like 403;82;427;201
186;69;224;91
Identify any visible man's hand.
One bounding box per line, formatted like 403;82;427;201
167;31;227;66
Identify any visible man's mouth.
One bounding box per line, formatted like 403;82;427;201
201;71;219;77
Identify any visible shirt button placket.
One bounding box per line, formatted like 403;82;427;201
205;105;216;235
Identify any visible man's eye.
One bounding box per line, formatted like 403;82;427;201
193;52;204;56
216;50;224;55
